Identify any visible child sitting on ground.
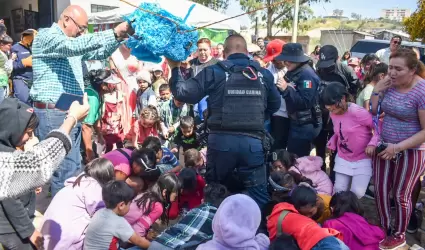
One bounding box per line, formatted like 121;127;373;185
290;186;331;224
269;171;297;202
83;181;150;249
126;176;145;194
142;136;181;173
150;183;229;250
184;148;207;177
267;186;346;250
124;173;180;241
197;194;270;250
272;149;333;196
323;191;384;250
168;168;206;219
127;106;164;148
171;116;201;154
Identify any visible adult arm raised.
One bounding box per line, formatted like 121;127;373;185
0;94;90;200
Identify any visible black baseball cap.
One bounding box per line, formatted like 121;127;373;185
316;45;338;68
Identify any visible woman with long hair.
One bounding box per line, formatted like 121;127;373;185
341;51;351;65
40;158;115;249
370;48;425;249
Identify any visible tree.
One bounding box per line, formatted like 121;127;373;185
403;0;425;42
240;0;329;37
333;9;343;17
351;13;362;20
191;0;229;12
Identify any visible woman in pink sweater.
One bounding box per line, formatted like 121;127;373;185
323;83;378;198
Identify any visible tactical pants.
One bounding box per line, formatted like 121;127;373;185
287;122;322;157
206;133;269;209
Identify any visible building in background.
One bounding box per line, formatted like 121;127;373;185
320;30;374;56
381;8;411;22
374;30;410;41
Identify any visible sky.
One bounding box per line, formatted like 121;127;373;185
225;0;418;26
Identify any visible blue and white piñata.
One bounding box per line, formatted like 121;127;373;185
123;2;199;63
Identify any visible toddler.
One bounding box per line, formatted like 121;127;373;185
272;149;333;196
184;148;207;177
169;168;206;219
127;106;164;148
158;84;171;104
171;116;200;153
135;70;157;116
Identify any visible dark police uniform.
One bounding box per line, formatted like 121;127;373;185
283;64;322;157
275;43;322;157
170;53;281;208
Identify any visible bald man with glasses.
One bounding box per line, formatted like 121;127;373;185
30;5;133;196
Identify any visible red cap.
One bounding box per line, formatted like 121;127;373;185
264;39;286;62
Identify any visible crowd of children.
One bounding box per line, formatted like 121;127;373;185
3;35;425;250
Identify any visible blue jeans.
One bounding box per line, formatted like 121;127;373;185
312;236;349;250
0;86;7;104
207;133;269;209
34;107;82;196
12;79;30;104
287;122;322;157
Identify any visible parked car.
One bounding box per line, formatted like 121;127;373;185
350;39;425;59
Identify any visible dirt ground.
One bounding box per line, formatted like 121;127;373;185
32;139;425;249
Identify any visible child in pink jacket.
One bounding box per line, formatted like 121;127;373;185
272;149;333;196
323;191;384;250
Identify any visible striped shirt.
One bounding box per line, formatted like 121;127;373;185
30;23;119;103
381;80;425;149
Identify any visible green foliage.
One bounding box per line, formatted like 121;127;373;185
239;0;329;36
403;0;425;42
191;0;229;12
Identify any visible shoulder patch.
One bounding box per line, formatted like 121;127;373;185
303;80;312;89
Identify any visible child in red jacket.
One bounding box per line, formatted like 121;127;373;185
169;168;206;219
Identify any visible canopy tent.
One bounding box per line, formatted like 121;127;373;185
88;0;241;32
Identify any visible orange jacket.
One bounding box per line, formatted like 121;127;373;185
267;202;343;250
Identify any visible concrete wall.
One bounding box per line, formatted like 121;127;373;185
320;30;359;56
0;0;38;40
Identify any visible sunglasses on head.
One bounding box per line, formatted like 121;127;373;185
139;157;157;172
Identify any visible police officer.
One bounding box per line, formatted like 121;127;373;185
274;43;322;157
167;34;281;208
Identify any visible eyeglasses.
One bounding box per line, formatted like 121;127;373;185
392;40;401;45
65;15;87;33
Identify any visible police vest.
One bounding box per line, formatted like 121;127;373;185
286;64;322;126
208;61;266;135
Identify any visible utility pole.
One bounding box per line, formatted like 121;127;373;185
291;0;300;42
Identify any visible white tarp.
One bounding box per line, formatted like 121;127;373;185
88;0;240;32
